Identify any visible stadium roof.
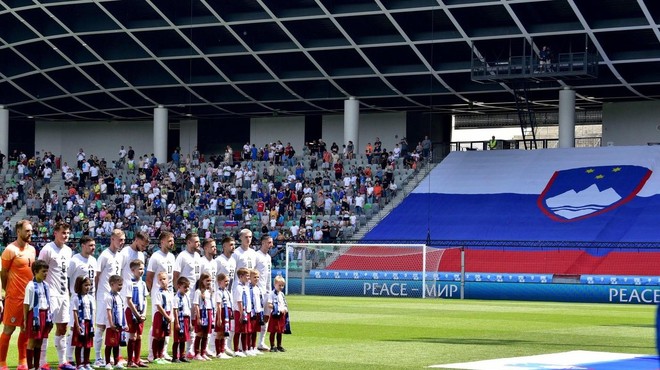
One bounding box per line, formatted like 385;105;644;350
1;0;659;121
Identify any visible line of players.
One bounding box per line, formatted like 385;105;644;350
0;220;286;370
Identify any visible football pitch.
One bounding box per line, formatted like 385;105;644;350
6;296;656;369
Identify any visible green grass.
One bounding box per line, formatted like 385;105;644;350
6;296;657;369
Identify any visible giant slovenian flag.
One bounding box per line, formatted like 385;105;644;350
364;146;660;243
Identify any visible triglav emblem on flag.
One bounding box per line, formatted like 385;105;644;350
537;165;652;222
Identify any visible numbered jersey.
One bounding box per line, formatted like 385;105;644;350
174;250;201;287
231;247;256;291
39;242;73;297
255;250;272;293
120;246;145;286
68;253;98;297
199;256;218;292
233;247;256;271
96;248;122;301
216;254;236;291
147;249;175;294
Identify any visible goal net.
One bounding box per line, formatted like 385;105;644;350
281;243;461;299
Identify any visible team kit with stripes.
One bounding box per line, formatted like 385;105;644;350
0;221;288;370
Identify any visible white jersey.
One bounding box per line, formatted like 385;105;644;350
254;250;272;293
193;289;213;314
267;290;287;316
153;289;173;312
174;291;191;317
147;249;175;295
232;282;252;313
233;247;256;271
122;278;148;318
38;242;73;297
214;289;232;313
68;253;98;297
199;256;218;292
71;293;95;324
174;249;201;287
104;292;125;328
249;284;264;314
232;247;256;290
96;248;122;302
119;246;145;287
216;254;236;290
24;281;50;310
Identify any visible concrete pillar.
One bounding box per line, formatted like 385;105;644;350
344;97;359;152
153;105;168;164
0;106;7;163
558;87;576;148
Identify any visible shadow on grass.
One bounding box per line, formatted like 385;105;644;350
384;337;529;345
602;323;655;329
385;337;656;351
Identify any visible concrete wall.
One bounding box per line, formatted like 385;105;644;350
178;119;198;157
250;116;305;151
322;112;406;154
35;121;154;168
602;101;660;146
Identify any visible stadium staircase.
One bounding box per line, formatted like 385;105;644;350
10;172;66;226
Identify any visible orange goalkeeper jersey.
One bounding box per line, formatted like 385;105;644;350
1;243;36;301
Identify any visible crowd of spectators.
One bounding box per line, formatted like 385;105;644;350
1;136;427;266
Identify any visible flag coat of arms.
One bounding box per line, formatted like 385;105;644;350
538;165;652;222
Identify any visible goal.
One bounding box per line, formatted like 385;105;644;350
281;243;462;299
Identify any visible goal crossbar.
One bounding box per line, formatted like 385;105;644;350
285;242;434;298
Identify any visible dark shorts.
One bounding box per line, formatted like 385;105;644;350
152;311;171;339
72;320;94;348
215;309;233;334
125;308;145;335
233;310;250;334
173;316;191;343
267;314;286;334
26;309;53;340
193;309;214;334
105;327;121;346
250;316;261;333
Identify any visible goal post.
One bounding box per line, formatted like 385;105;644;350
281;242;464;299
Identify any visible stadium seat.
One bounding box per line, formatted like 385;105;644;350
289;260;300;271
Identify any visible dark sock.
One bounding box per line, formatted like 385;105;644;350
113;346;119;365
172;340;178;360
194;336;201;355
215;338;222;354
241;334;249;352
269;333;275;348
233;334;240;352
127;339;134;364
178;342;185;359
75;347;82;367
27;348;34;369
33;345;41;369
151;339;158;359
251;333;256;349
84;348;91;365
134;339;142;363
200;337;208;356
105;346;112;364
277;333;282;347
